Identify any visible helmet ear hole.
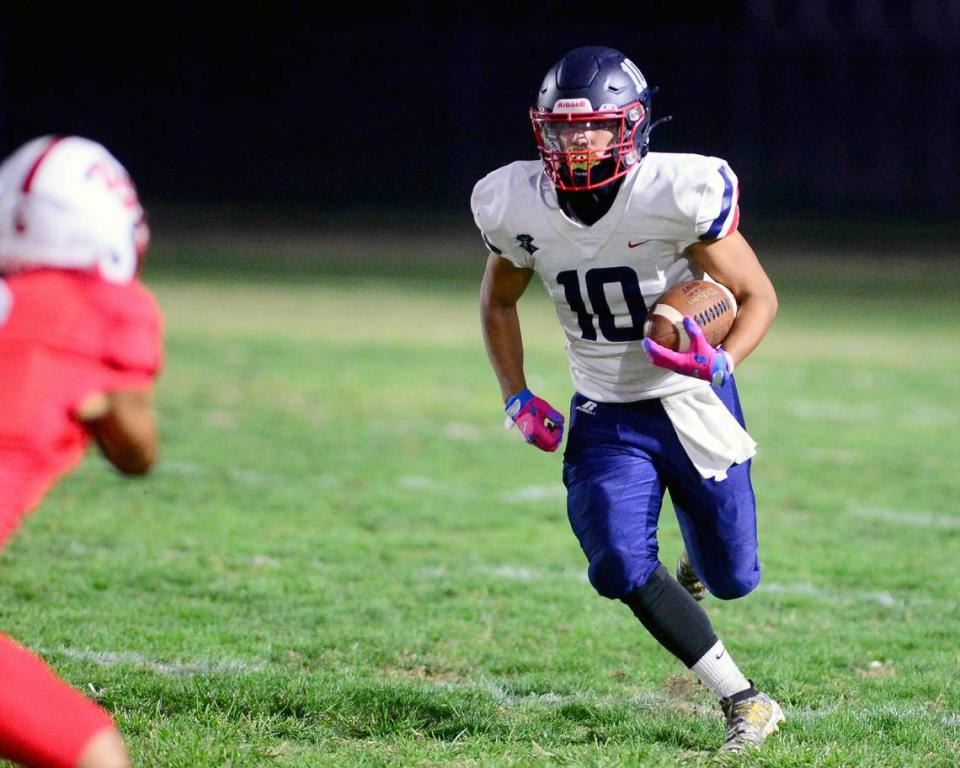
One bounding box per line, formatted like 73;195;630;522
134;217;150;258
97;244;136;283
626;105;645;126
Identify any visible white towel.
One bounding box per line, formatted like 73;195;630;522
660;385;757;481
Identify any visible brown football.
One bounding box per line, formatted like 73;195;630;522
643;280;737;351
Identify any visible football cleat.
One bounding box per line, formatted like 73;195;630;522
719;691;785;753
676;551;709;601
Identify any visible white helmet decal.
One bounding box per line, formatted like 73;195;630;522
620;59;648;91
552;98;593;114
0;135;147;283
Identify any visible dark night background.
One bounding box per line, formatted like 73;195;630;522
1;2;958;231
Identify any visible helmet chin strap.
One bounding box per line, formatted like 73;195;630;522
557;173;625;226
648;114;673;136
632;114;672;164
558;155;617;190
547;97;672;222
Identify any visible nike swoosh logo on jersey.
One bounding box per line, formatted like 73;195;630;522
628;240;650;248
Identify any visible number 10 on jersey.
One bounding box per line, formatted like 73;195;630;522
557;267;649;342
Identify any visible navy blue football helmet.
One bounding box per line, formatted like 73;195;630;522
531;46;660;191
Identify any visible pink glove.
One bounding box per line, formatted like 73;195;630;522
504;388;565;452
641;316;734;387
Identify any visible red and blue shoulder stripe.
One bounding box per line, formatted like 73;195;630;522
699;164;740;240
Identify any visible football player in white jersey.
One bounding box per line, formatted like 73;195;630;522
473;46;783;752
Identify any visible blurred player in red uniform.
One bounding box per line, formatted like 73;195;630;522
0;136;162;768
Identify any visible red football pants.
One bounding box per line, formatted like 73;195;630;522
0;633;114;768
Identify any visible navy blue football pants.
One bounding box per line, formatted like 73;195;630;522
562;377;761;601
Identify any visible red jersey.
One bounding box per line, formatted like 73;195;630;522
0;269;162;542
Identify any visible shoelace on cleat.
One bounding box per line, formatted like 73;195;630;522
723;700;771;737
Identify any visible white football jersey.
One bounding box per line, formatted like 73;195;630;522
471;153;740;402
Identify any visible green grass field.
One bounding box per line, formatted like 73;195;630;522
1;221;958;767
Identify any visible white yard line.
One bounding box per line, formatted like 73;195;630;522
446;679;959;726
787;400;957;427
159;467;563;505
419;564;915;606
43;647;263;676
850;506;960;530
418;563;586;583
227;468;286;487
41;649;960;729
786;400;880;423
802;448;860;465
499;485;566;503
904;406;960;426
442;423;486;441
760;582;901;607
156;460;210;477
475;565;541;582
158;460;339;489
397;476;475;497
204;410;238;428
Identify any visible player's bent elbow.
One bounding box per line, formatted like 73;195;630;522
738;286;779;329
107;439;158;476
89;390;158;475
114;452;155;477
766;288;779;321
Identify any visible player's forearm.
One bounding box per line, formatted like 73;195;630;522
720;291;778;366
687;231;778;367
481;303;528;401
84;390;158;475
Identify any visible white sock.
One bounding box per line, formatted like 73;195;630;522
691;640;751;699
